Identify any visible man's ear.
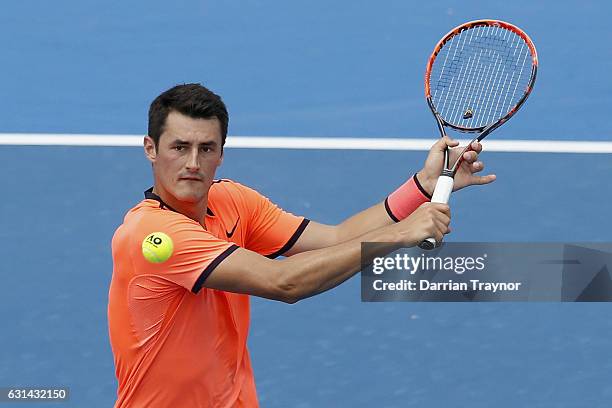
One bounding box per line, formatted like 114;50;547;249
144;136;157;163
218;149;224;167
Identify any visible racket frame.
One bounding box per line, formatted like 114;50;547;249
425;19;538;139
419;19;538;249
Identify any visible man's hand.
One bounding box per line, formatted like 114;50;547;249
416;136;496;196
395;202;451;246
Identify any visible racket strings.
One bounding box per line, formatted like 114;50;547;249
430;25;533;129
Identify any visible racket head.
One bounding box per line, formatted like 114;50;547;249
425;20;538;134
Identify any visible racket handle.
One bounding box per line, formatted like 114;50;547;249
418;175;454;250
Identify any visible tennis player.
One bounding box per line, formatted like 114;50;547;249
108;83;494;407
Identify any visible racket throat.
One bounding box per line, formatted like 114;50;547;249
441;169;454;178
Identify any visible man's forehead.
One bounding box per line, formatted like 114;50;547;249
162;111;221;143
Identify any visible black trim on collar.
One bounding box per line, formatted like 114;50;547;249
266;218;311;259
192;244;240;293
144;187;179;212
144;187;215;216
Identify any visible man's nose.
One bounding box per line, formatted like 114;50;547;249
185;148;200;171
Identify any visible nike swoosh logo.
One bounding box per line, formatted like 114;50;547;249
226;217;240;238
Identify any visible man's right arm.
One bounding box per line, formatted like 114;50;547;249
204;203;450;303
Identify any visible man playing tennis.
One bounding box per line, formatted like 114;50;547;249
108;83;494;407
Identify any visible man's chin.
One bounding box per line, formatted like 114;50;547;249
172;187;206;203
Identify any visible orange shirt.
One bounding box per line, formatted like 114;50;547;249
108;180;308;408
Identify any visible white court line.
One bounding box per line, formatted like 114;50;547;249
0;133;612;154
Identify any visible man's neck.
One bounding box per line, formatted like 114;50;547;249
152;187;208;227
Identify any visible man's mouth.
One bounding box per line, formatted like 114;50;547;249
179;176;203;181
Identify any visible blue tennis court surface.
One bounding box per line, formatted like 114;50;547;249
1;1;611;407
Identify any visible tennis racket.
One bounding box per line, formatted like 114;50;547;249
419;19;538;250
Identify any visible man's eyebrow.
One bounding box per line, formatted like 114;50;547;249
199;140;218;147
170;139;218;146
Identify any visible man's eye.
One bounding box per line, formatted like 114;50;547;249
174;145;185;151
200;146;212;153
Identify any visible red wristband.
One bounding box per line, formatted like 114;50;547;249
385;174;431;222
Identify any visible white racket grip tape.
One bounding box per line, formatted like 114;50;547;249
430;175;454;204
418;175;454;250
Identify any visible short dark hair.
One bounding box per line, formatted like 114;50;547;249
148;83;229;148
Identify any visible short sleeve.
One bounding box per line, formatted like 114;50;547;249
237;184;309;258
133;215;238;293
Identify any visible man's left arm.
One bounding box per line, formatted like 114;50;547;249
284;138;496;256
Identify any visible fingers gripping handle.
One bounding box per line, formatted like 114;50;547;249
418;175;454;250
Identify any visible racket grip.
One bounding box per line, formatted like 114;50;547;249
418;175;454;250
